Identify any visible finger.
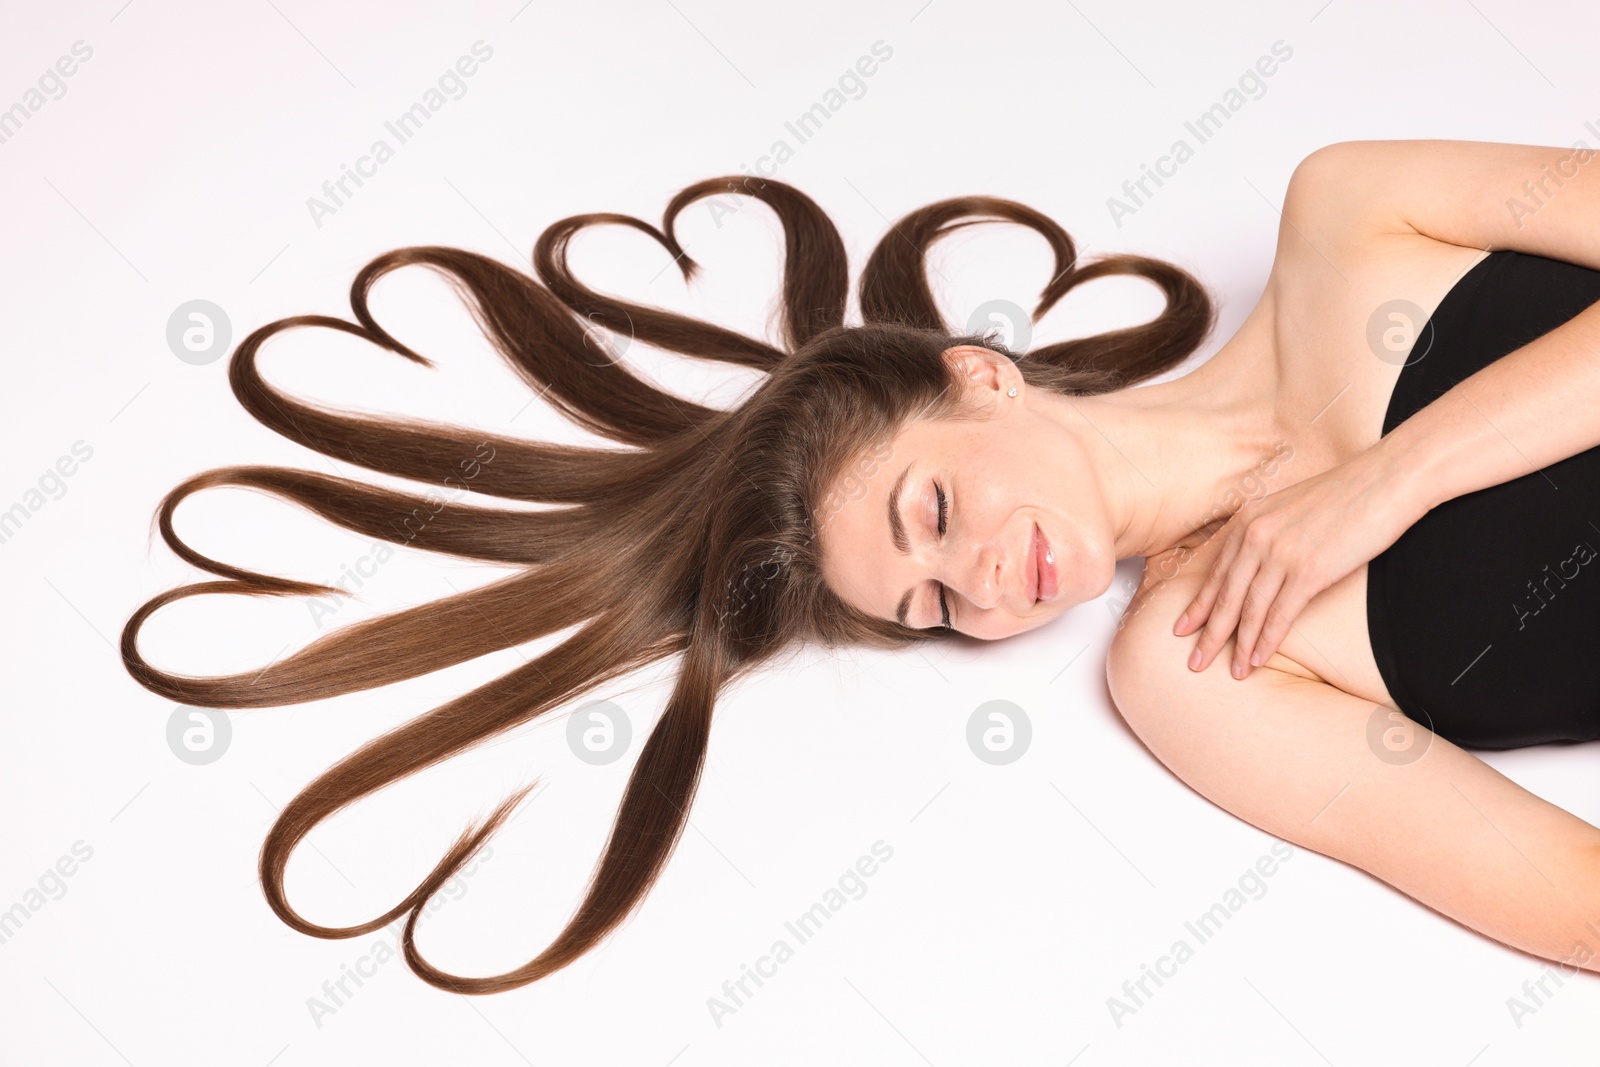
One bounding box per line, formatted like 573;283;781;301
1195;519;1275;671
1177;524;1246;636
1248;576;1317;670
1177;537;1235;639
1192;550;1260;673
1232;568;1285;679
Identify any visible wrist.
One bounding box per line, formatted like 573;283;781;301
1354;432;1442;523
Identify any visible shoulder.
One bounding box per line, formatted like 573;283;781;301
1283;139;1600;273
1103;535;1221;696
1268;142;1398;284
1267;140;1490;293
1104;553;1211;724
1278;141;1415;241
1104;533;1321;723
1101;547;1373;844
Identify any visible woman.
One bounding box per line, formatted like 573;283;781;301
120;139;1600;994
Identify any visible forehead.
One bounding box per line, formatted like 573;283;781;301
816;455;902;619
820;404;979;523
816;418;952;620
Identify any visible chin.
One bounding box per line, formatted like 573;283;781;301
989;610;1061;641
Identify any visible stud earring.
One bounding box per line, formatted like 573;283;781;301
1007;387;1017;397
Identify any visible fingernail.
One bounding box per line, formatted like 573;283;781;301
1189;648;1202;670
1174;612;1189;635
1232;661;1244;679
1250;650;1262;666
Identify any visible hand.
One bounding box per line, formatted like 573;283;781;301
1173;451;1426;678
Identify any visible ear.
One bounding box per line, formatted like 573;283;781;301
944;345;1019;407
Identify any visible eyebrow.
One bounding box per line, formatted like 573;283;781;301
888;461;916;626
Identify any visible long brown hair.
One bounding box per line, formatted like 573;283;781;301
119;175;1215;994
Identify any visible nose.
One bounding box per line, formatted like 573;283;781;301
942;537;1004;612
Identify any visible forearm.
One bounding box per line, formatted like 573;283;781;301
1366;295;1600;514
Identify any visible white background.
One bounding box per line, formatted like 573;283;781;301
4;0;1600;1063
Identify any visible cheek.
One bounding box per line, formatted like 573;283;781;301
959;437;1024;499
968;427;1040;489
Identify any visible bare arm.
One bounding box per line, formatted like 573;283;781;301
1108;618;1600;973
1294;139;1600;515
1175;139;1600;678
1367;293;1600;514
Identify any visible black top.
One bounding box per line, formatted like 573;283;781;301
1368;249;1600;749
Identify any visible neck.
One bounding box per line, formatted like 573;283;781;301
1036;328;1287;562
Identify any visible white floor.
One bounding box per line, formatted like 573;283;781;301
5;0;1600;1063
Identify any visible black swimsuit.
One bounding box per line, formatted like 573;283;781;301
1367;249;1600;749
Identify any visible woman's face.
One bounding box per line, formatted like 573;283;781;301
817;347;1118;641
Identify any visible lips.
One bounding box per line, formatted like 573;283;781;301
1033;523;1059;604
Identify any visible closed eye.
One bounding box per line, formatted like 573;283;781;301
935;481;951;632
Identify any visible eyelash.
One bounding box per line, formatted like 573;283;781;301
934;480;951;632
